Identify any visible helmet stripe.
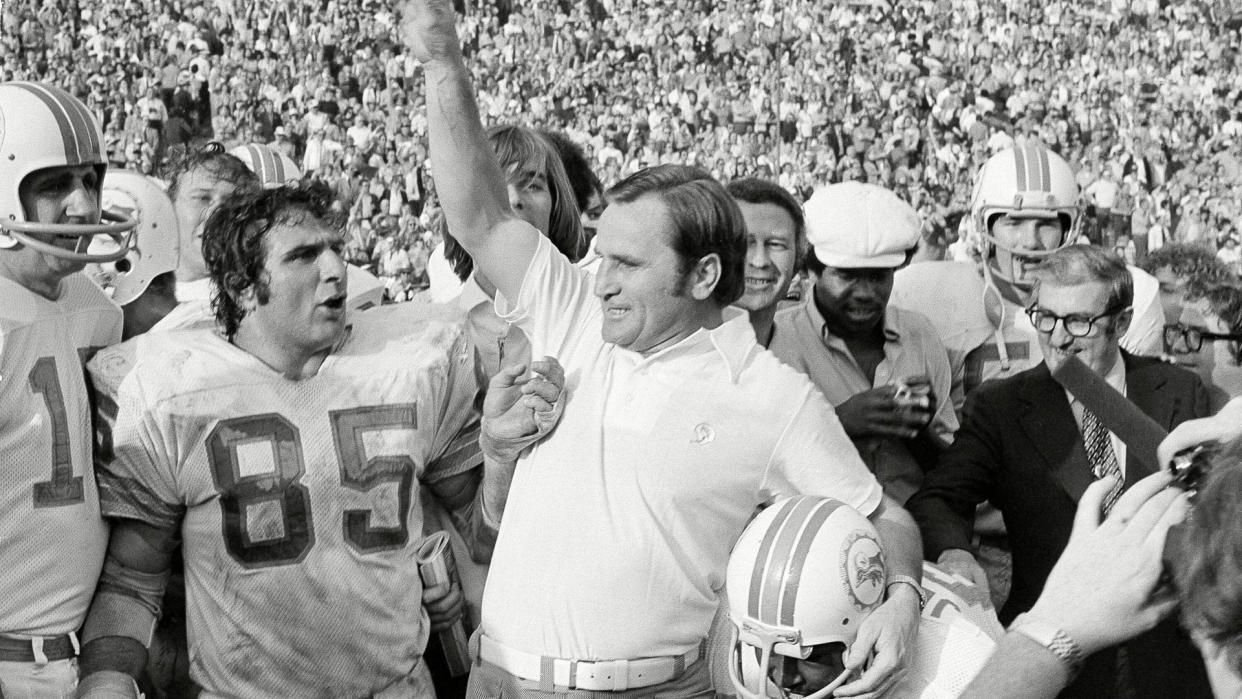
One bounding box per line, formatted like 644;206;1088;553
246;145;265;182
778;498;843;626
1034;143;1051;193
1011;143;1027;193
758;497;820;623
748;496;812;619
62;85;102;165
16;82;88;165
268;147;286;183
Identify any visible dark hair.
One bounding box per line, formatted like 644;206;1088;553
202;181;343;339
1176;436;1242;675
539;128;603;214
1141;242;1237;289
1031;244;1133;315
441;125;585;282
165;141;260;202
608;165;746;305
726;177;807;268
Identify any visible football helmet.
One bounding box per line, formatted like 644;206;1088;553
726;496;887;699
84;171;179;305
971;140;1079;284
228;143;302;189
0;81;135;262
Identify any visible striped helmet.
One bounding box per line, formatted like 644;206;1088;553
84;171;179;305
228;143;302;188
0;81;135;262
726;496;886;699
970;140;1079;284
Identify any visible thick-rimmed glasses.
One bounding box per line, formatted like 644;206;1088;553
1163;323;1242;352
1026;305;1126;338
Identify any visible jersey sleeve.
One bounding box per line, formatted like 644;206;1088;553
423;328;484;483
87;339;138;471
95;371;186;531
762;389;884;517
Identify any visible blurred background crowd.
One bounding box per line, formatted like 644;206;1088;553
5;0;1242;298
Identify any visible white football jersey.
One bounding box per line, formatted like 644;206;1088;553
886;562;1003;698
91;303;481;697
0;273;121;636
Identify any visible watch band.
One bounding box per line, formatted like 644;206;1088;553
1010;613;1086;679
885;575;927;611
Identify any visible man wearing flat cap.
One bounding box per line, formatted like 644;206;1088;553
770;182;956;503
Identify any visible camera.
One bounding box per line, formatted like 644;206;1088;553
1168;445;1215;492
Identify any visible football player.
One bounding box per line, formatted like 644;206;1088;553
891;140;1165;410
74;182;508;697
721;496;1002;699
0;80;135;696
153;143;385;335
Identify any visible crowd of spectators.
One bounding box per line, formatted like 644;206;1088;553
5;0;1242;295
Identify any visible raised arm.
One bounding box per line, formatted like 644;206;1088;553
399;0;539;301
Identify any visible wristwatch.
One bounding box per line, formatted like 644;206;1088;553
885;574;927;611
1010;613;1086;679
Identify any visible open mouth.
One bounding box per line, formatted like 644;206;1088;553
320;295;346;310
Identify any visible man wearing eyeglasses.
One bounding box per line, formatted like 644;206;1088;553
1165;283;1242;412
907;245;1213;699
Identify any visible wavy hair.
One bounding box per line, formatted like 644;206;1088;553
202;181;343;339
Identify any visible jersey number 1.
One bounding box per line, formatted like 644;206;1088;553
30;356;85;507
206;405;419;568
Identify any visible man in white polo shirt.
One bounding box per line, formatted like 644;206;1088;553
405;1;925;697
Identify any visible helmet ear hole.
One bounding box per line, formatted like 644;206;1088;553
1057;213;1073;236
115;258;133;273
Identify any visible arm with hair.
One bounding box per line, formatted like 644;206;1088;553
401;0;538;302
77;520;178;697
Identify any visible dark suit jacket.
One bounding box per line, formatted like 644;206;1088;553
907;352;1212;699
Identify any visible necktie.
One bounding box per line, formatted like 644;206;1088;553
1082;407;1123;513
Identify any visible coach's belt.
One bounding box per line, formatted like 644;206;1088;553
0;632;79;663
479;635;703;691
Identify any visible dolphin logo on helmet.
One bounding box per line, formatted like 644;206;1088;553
0;81;136;262
84;171;179;305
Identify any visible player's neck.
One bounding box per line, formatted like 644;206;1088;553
232;324;339;380
0;256;65;301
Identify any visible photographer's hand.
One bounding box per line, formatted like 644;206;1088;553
1157;397;1242;470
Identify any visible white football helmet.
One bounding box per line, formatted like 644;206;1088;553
228;143;302;189
84;171;179;305
0;81;135;262
970;140;1079;284
726;496;887;699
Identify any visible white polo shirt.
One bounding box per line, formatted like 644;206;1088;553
482;236;883;661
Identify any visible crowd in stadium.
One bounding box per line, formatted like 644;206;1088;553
5;0;1242;698
5;0;1242;297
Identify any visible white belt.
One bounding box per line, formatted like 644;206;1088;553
479;635;703;691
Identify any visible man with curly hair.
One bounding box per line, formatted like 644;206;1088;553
1141;242;1237;326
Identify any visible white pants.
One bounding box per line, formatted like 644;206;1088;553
0;658;78;698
